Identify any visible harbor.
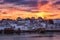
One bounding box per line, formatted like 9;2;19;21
0;0;60;40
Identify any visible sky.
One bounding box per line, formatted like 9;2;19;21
0;0;60;20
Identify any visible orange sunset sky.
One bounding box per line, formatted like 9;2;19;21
0;0;60;20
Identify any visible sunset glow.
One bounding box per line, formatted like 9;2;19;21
0;0;60;20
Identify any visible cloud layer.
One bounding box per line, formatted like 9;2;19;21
0;0;60;12
0;0;60;20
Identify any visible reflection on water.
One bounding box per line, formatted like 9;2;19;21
0;32;60;40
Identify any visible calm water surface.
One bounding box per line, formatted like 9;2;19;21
0;32;60;40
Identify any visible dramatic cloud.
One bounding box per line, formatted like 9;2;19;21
0;0;4;4
0;0;60;20
40;0;48;5
53;1;60;5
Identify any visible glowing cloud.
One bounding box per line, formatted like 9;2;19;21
0;0;60;20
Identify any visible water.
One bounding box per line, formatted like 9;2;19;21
0;32;60;40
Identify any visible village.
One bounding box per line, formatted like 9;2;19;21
0;17;60;34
